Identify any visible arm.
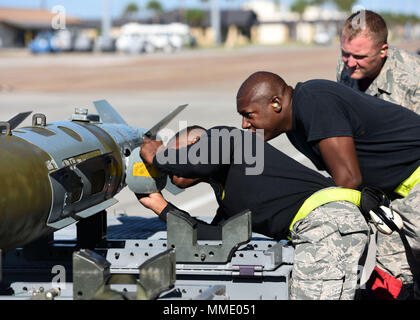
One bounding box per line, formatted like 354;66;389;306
171;175;202;188
135;192;167;216
141;136;228;180
140;138;163;165
318;136;362;189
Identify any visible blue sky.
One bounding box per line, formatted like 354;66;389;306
0;0;419;19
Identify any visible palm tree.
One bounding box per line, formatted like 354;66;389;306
147;0;163;23
290;0;310;18
185;9;206;27
331;0;358;13
122;2;139;19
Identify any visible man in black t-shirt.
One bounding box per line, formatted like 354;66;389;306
137;126;370;300
236;71;420;297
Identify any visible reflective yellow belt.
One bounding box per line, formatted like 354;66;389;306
394;166;420;198
289;188;361;232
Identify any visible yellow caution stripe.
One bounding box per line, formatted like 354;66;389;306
289;188;361;231
394;166;420;198
133;162;161;178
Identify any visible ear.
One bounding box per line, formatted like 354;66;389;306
190;136;201;144
380;44;388;58
271;96;282;113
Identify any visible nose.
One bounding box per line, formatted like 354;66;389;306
347;55;357;68
242;116;250;130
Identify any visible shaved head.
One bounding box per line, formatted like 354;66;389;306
236;71;294;141
237;71;288;106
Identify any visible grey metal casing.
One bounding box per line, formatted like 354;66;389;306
126;146;167;194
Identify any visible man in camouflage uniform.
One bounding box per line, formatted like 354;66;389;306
337;10;420;298
382;181;420;298
337;10;420;114
236;71;420;299
290;198;368;300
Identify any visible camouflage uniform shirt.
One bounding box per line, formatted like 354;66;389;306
336;46;420;114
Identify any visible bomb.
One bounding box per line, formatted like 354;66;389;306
0;100;186;251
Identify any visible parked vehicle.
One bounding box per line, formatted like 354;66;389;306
73;33;94;52
116;25;147;54
28;31;61;54
28;29;75;54
314;31;332;45
94;35;116;52
54;29;74;51
116;23;191;54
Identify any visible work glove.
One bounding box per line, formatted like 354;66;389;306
360;187;403;235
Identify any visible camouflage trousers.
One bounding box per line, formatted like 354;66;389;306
376;183;420;289
290;200;369;300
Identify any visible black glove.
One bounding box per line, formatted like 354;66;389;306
360;187;401;234
360;186;390;217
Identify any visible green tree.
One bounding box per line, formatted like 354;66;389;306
185;9;206;27
331;0;358;12
310;0;328;5
290;0;310;16
122;2;139;19
290;0;358;15
380;12;420;26
147;0;163;22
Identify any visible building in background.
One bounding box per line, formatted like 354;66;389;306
0;2;419;50
0;6;80;48
137;9;258;47
242;0;346;45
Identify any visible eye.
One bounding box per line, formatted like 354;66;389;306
353;55;367;60
243;112;253;119
341;51;350;58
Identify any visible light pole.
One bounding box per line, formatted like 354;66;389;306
210;0;222;45
102;0;112;39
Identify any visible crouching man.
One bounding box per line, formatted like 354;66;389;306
136;125;371;300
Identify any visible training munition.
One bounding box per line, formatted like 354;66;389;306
0;100;186;251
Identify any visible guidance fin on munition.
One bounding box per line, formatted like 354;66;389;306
93;100;128;125
145;104;188;139
8;111;32;129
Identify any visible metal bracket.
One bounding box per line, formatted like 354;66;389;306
76;211;107;249
167;210;252;263
73;249;111;300
73;248;176;300
0;122;11;136
32;113;47;127
264;240;294;266
232;265;263;278
71;108;100;122
138;249;177;300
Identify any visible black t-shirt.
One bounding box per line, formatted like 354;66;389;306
287;80;420;198
153;126;334;240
